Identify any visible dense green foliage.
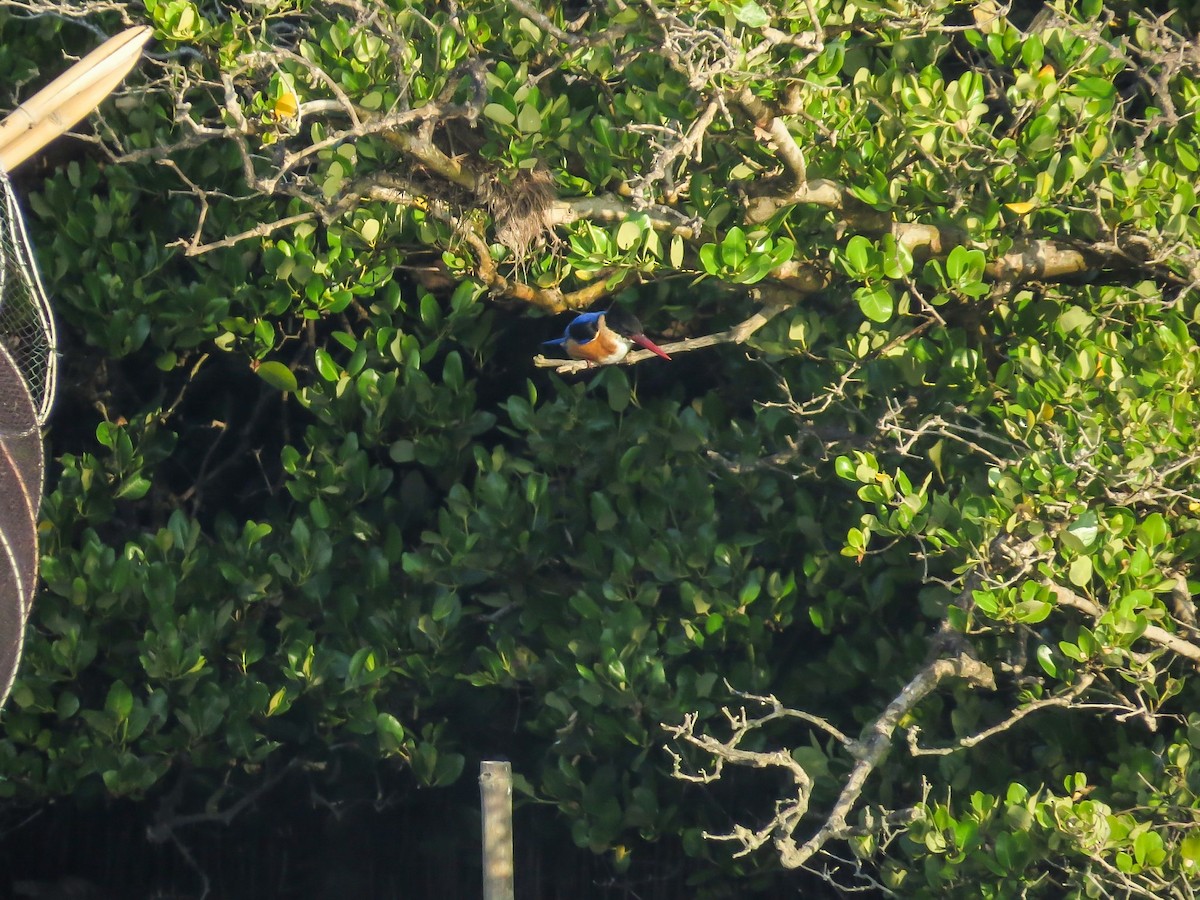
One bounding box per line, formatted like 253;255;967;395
3;0;1200;894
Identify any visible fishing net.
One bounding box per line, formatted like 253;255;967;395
0;168;57;424
0;337;41;710
0;167;52;709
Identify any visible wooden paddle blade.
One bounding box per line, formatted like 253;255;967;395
0;25;152;172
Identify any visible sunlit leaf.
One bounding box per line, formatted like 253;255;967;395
256;361;298;392
274;91;299;119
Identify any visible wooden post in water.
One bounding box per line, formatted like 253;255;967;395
480;760;514;900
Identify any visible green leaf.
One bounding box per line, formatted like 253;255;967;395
506;396;534;431
720;227;747;268
314;348;338;381
1074;77;1115;100
592;116;616;150
1060;641;1086;661
739;574;761;606
1035;644;1057;677
96;421;117;448
256;361;298;392
570;593;603;620
115;476;152;501
432;592;460;621
443;351;464;391
1133;829;1164;867
730;0;770;27
605;371;631;412
770;237;796;266
516;103;542;134
1057;306;1095;334
1181;831;1200;866
1176;140;1199;173
1021;34;1044;68
881;236;914;279
857;286;894;323
266;688;289;716
390;439;416;463
616;220;641;251
420;293;441;327
1012;600;1051;623
432;751;465;786
376;713;407;753
483;103;515;125
360;218;381;243
56;692;80;720
928;439;945;482
834;455;856;480
1127;548;1152;578
590;493;618;531
1139;513;1168;548
669;234;685;268
1068;555;1092;587
106;682;133;720
1065;510;1100;550
844;235;872;276
946;245;984;285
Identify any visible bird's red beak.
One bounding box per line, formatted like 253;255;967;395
631;334;672;360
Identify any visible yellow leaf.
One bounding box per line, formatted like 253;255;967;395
972;0;1003;31
267;688;287;716
1005;200;1037;215
274;91;299;119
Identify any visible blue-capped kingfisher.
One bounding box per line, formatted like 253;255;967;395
543;308;671;365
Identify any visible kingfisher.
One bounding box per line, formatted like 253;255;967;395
543;307;672;365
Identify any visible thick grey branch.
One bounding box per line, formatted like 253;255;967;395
1046;582;1200;666
776;654;995;869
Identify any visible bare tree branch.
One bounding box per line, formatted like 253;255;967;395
666;653;995;869
905;673;1097;756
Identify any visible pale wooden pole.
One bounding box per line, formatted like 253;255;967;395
0;26;152;172
480;760;515;900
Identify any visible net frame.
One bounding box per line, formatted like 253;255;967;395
0;168;57;425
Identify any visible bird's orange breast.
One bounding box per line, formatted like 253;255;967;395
568;327;627;364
